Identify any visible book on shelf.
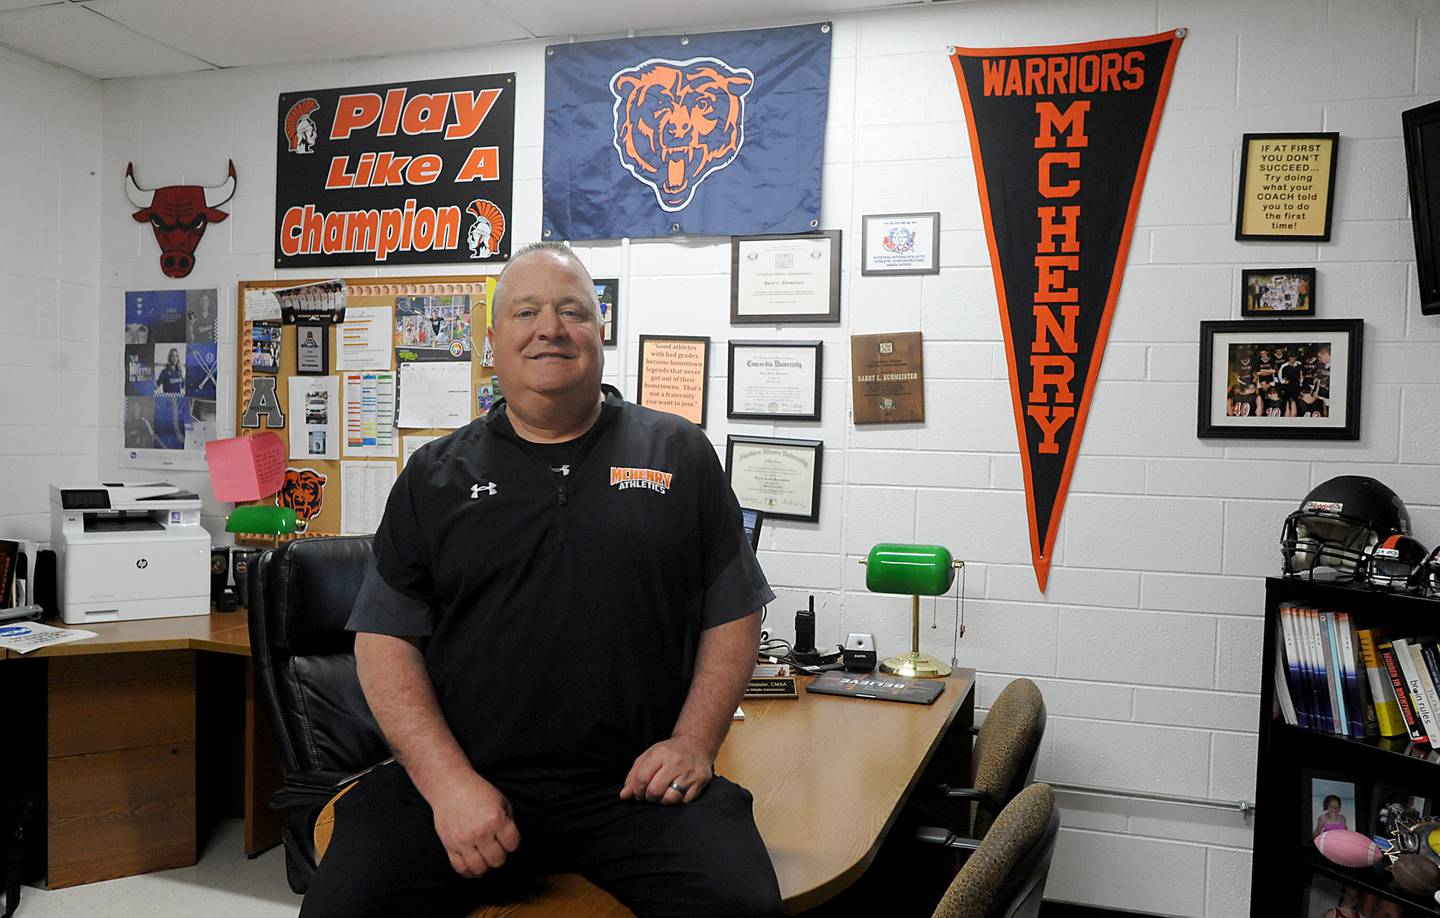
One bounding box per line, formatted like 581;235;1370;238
1277;606;1307;728
1391;637;1439;746
1356;627;1407;738
1378;640;1426;744
1336;613;1377;738
1320;611;1350;736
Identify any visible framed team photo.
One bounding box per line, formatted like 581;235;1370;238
1242;268;1316;316
594;277;619;346
1197;319;1362;440
861;212;940;276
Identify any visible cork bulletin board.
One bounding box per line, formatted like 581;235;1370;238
233;275;496;542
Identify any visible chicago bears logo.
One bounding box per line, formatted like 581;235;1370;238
610;57;754;212
284;98;320;154
277;468;327;533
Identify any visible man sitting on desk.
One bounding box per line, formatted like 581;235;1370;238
302;242;782;918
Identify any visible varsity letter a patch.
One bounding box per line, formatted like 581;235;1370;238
949;30;1184;590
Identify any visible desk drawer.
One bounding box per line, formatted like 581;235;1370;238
48;651;196;756
47;741;198;888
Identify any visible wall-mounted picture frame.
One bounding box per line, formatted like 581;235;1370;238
860;212;940;276
1235;132;1339;242
727;340;822;421
594;277;619;346
1197;319;1362;440
725;435;823;523
295;322;328;375
730;230;841;325
1241;268;1316;317
636;334;710;427
1402;100;1440;315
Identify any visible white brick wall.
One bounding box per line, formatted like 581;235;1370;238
0;48;101;541
0;0;1414;914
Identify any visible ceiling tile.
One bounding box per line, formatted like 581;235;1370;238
83;0;532;69
488;0;919;39
0;3;213;78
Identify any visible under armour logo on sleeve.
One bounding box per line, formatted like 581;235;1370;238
470;482;498;498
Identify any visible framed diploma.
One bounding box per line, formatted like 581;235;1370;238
861;212;940;276
636;334;710;427
850;331;924;424
727;340;822;421
725;436;823;523
730;231;841;324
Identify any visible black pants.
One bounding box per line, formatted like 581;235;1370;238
300;762;783;918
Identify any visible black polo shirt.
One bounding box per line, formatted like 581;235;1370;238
348;385;773;787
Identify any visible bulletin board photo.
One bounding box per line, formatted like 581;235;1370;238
233;275;496;543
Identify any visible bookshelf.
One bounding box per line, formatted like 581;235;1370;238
1254;576;1440;916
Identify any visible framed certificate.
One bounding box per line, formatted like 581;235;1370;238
861;212;940;276
636;334;710;427
730;231;841;324
295;322;328;375
725;435;823;523
727;340;822;421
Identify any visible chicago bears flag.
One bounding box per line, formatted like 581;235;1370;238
950;30;1184;591
543;23;831;240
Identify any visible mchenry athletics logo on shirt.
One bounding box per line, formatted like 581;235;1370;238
610;466;673;494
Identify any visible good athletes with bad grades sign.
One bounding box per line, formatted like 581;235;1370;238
275;74;515;268
950;30;1183;591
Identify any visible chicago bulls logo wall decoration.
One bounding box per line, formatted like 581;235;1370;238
125;160;237;279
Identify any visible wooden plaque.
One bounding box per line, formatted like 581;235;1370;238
850;332;924;424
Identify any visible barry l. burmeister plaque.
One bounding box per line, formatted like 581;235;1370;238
851;331;925;424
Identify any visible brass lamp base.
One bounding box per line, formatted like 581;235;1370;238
879;652;952;679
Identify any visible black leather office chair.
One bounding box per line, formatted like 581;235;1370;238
247;535;390;894
928;783;1059;918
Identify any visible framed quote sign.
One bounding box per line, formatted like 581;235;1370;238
636;335;710;427
1236;133;1339;241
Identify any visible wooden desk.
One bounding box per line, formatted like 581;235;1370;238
0;612;284;888
484;670;975;916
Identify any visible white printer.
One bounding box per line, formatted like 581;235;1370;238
50;482;210;624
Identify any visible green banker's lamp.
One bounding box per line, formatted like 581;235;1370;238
861;543;964;679
225;504;297;549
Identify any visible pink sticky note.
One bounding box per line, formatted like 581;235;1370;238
205;432;286;501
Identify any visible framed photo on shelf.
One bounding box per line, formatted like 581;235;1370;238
730;231;841;324
1235;132;1339;242
725;435;822;523
636;334;709;427
1369;782;1431;841
1196;319;1362;440
860;212;940;276
727;340;822;421
1241;268;1316;317
1305;772;1359;843
594;277;619;346
1302;873;1401;918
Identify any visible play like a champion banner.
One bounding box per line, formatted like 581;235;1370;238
275;74;515;267
542;23;831;241
950;30;1184;590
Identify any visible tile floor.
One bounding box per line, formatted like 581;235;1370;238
14;819;302;918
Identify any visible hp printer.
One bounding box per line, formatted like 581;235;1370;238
50;482;210;624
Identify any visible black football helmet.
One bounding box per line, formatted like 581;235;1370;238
1280;476;1411;580
1359;534;1431;592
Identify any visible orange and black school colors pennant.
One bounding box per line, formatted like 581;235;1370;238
950;30;1184;591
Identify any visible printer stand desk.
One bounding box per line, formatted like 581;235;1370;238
0;611;283;888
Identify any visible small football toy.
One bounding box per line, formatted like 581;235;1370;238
1314;829;1384;868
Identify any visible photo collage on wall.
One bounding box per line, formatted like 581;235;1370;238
122;288;220;469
